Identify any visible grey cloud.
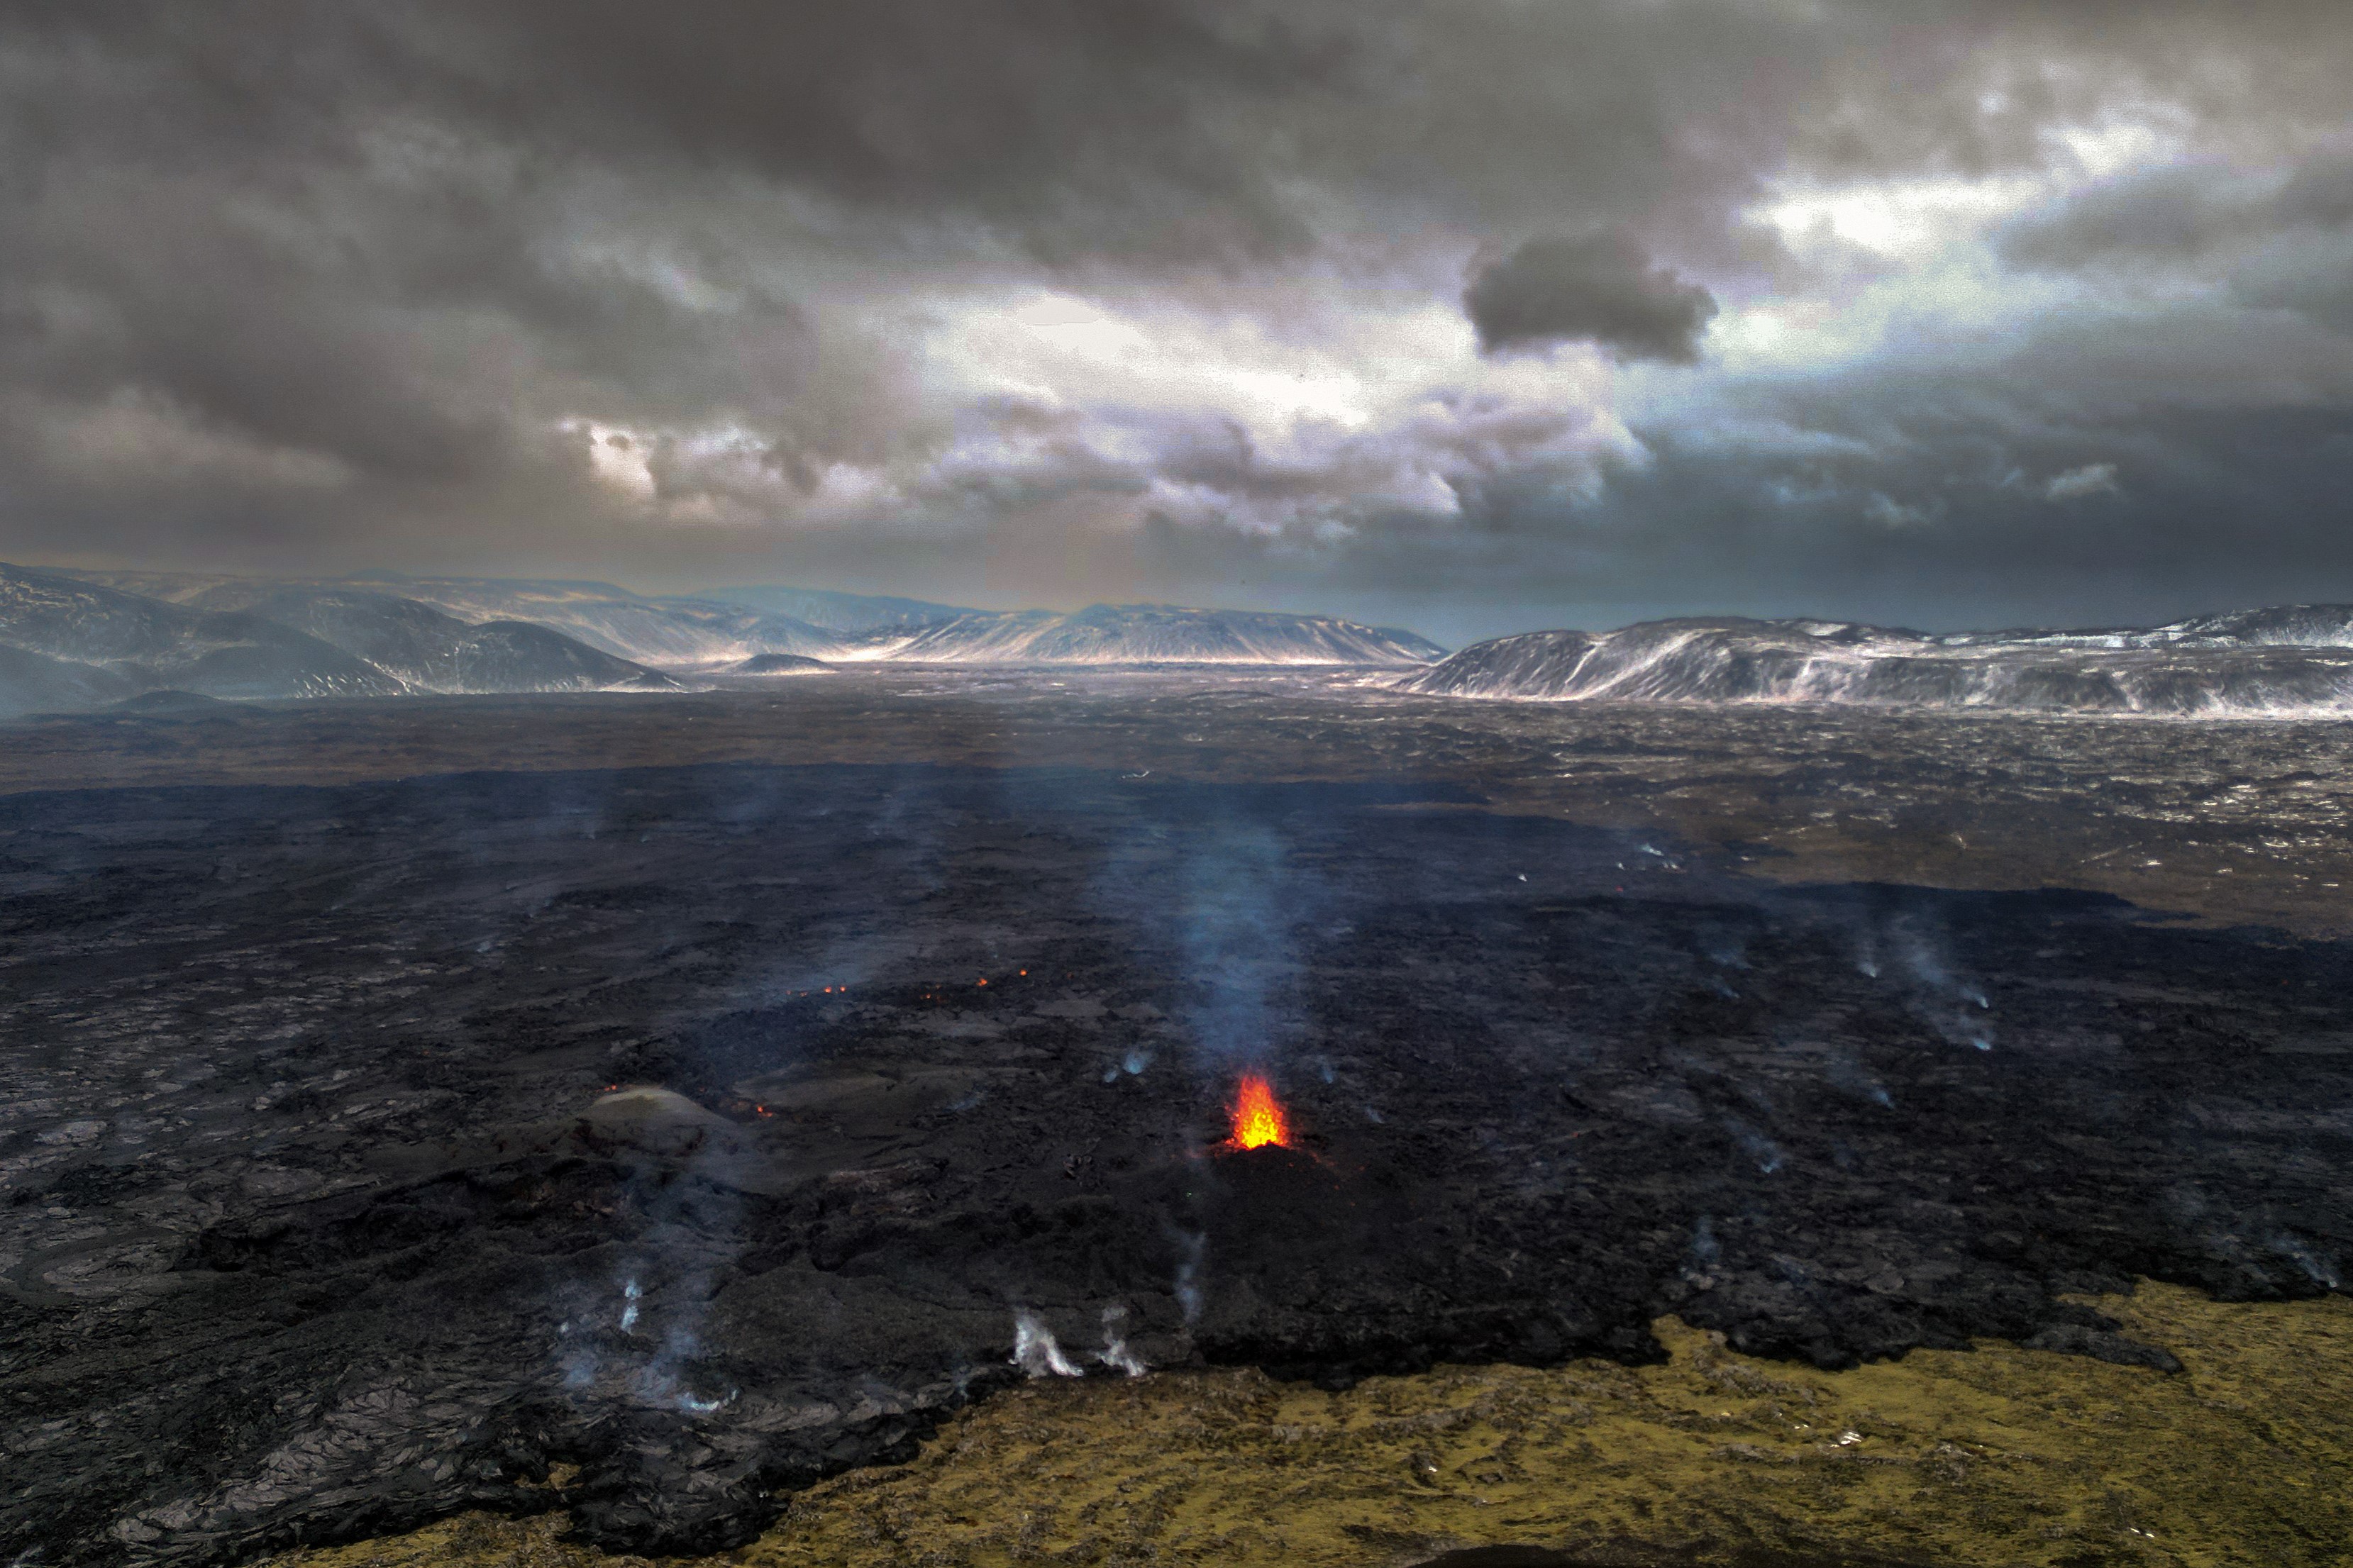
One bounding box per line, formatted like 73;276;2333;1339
1149;412;2353;647
2044;463;2120;502
1999;166;2249;269
2271;157;2353;231
5;1;2353;625
2000;153;2353;272
1463;232;1717;362
2235;263;2353;335
1117;289;2353;643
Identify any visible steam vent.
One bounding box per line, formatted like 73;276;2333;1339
9;5;2353;1567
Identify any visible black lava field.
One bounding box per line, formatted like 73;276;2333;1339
4;695;2351;1565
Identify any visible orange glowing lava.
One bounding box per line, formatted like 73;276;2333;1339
1228;1072;1291;1150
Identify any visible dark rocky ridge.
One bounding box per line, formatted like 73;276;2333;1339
2;760;2347;1565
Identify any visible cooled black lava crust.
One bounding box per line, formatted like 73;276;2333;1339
3;763;2348;1563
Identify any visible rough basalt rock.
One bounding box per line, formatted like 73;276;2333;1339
2;760;2347;1564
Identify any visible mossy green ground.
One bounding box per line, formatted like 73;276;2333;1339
268;1282;2351;1567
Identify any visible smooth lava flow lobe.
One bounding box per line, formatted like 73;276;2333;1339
1229;1072;1291;1150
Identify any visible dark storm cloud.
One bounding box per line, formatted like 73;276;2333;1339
1993;150;2353;343
2000;153;2353;270
1136;387;2353;646
0;0;1736;571
1998;167;2249;269
1463;232;1718;362
1119;262;2353;640
3;1;2353;625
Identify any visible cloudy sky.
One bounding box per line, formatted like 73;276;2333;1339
4;1;2352;643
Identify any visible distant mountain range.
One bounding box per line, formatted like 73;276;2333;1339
690;584;975;633
879;604;1444;665
0;565;677;716
20;562;2353;718
60;570;856;667
0;564;1446;715
1400;612;2353;715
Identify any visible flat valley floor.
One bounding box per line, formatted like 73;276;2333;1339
4;672;2349;1567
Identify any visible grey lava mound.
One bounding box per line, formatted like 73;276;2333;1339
1402;611;2353;714
730;652;834;675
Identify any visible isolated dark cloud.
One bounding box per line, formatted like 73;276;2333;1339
2;1;2353;633
1464;232;1718;362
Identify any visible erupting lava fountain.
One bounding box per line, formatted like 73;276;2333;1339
1227;1071;1292;1150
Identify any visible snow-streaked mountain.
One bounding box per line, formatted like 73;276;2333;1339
211;587;681;694
1;565;675;713
389;587;1444;667
1401;613;2353;715
364;584;1444;666
36;567;255;607
56;569;856;667
0;565;402;711
693;584;973;633
877;604;1447;665
333;578;853;665
0;642;137;716
1940;604;2353;651
47;571;1448;670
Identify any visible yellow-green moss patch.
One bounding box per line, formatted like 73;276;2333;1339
267;1283;2352;1568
